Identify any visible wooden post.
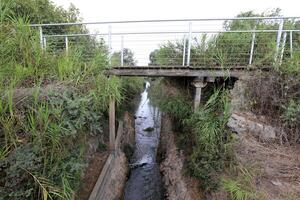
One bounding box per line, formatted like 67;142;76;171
109;97;115;151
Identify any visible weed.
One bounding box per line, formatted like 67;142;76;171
0;116;19;148
183;89;233;190
221;179;255;200
24;168;64;200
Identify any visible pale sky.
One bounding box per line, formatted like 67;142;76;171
52;0;299;22
50;0;300;65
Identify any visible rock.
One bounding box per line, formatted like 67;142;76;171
143;127;154;132
230;76;251;112
271;180;282;186
228;112;278;141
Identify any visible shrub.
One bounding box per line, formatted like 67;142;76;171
184;89;233;190
281;100;300;127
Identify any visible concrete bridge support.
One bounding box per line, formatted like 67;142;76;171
192;77;208;111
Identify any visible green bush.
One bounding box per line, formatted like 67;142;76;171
281;100;300;127
184;89;233;190
158;95;192;120
0;1;148;199
149;78;192;121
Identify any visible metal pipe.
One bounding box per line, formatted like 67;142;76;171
249;31;256;65
275;19;284;63
39;26;43;49
65;36;69;54
29;16;300;27
43;29;300;38
182;35;186;66
108;25;112;65
43;37;47;50
187;22;192;66
121;36;124;67
280;32;287;65
290;31;293;58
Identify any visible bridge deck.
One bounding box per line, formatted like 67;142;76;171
105;66;269;77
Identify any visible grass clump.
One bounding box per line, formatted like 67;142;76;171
184;89;233;190
221;165;263;200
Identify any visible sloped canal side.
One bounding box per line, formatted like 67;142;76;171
124;82;163;200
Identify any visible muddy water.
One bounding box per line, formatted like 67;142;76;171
124;82;163;200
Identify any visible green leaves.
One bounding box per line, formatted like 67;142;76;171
184;89;233;190
0;144;42;199
281;100;300;127
221;179;254;200
48;90;103;137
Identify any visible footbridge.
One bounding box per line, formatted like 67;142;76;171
31;16;299;78
29;18;300;194
31;16;299;108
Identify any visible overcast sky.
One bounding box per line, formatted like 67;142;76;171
50;0;299;65
51;0;299;21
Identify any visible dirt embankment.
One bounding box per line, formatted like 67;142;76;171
159;115;203;200
226;112;300;200
159;112;300;200
227;77;300;199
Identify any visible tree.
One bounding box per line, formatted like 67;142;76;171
148;9;292;68
111;48;136;66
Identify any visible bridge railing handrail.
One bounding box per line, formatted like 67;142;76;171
31;16;300;67
43;29;300;38
29;16;300;27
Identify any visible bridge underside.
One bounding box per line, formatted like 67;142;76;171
105;66;269;112
105;66;268;78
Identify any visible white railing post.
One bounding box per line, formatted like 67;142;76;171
249;30;256;65
290;31;293;58
65;36;69;54
279;32;287;65
182;35;186;66
187;22;192;66
39;26;44;50
121;35;124;67
108;25;112;65
275;19;284;63
43;37;47;51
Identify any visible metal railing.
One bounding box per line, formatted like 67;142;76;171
30;17;300;68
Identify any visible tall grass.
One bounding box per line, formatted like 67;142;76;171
184;89;232;190
0;7;129;200
221;164;263;200
0;116;19;148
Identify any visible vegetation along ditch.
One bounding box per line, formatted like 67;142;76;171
0;0;299;199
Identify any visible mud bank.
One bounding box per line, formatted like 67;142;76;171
159;115;202;200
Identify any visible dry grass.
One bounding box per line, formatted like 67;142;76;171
234;133;300;200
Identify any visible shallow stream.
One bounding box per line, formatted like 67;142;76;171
124;82;163;200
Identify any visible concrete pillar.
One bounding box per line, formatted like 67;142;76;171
192;77;207;111
109;97;115;151
194;86;202;110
